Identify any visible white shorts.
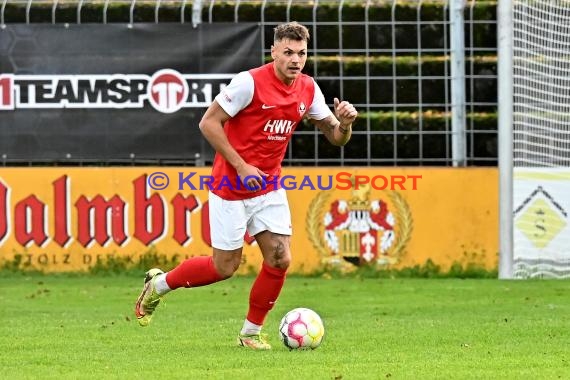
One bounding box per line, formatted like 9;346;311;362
209;188;292;250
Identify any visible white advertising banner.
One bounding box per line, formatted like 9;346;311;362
513;168;570;278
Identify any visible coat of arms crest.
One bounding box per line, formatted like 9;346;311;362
306;182;412;270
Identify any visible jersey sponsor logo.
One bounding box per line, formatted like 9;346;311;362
0;70;234;114
263;119;296;142
263;119;295;134
267;135;287;141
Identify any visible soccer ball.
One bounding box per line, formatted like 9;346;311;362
279;308;325;350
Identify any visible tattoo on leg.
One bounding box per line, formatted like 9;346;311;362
272;239;285;263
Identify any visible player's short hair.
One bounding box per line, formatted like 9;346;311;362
274;22;310;43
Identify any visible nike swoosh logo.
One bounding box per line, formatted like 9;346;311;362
262;104;276;109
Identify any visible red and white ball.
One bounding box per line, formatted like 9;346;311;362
279;308;325;350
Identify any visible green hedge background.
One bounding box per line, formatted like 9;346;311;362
2;1;498;165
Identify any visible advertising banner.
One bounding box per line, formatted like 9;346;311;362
513;169;570;278
0;23;261;162
0;167;498;272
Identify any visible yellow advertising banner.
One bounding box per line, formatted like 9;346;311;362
0;167;498;272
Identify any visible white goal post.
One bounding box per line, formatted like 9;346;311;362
499;0;570;279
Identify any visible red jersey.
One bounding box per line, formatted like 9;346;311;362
211;62;328;200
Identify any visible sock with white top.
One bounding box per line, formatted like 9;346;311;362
153;273;172;296
240;319;262;336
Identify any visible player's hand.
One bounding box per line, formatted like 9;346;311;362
334;98;358;126
236;163;268;191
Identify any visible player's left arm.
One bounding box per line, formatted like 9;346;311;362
312;97;357;146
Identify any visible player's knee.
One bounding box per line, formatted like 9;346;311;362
215;261;239;279
272;256;291;270
213;251;242;279
268;251;291;270
258;232;291;269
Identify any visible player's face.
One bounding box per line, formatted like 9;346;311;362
271;38;308;85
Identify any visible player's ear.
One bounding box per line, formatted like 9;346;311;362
270;45;276;59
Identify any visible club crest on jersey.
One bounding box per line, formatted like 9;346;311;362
298;102;306;116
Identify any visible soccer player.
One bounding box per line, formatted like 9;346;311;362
135;21;357;350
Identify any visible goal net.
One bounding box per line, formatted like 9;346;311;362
509;0;570;278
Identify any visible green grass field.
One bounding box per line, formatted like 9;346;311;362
1;274;568;379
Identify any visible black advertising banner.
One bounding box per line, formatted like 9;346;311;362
0;23;261;162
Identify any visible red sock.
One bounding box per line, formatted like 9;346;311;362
165;256;223;289
247;262;287;326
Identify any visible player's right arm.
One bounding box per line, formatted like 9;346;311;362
198;72;266;190
199;102;245;170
